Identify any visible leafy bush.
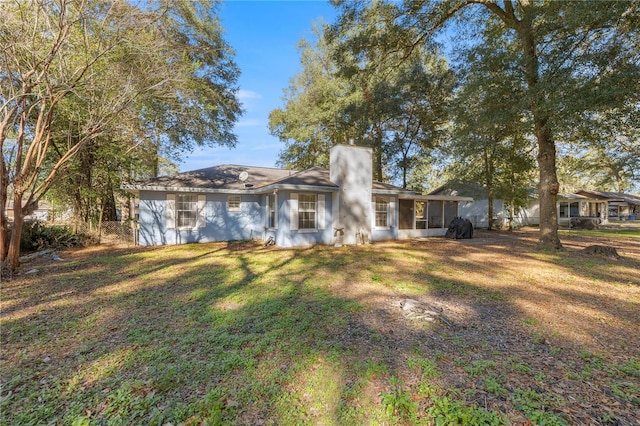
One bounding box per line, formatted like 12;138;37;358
19;221;91;251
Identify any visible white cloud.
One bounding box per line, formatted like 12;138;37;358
237;89;261;101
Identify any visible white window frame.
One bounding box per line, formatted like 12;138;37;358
166;193;205;230
415;201;427;229
228;195;241;212
298;193;317;230
290;193;324;232
375;196;389;228
176;194;198;229
267;193;277;229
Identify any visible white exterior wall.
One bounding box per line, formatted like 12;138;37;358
330;145;372;245
458;199;505;228
513;201;540;226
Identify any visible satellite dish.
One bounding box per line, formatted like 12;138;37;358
239;171;249;182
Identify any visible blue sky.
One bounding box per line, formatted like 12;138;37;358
180;1;338;172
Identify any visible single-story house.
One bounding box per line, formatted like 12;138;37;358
122;144;472;247
573;190;639;221
557;193;609;227
430;181;640;229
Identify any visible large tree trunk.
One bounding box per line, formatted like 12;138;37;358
102;176;118;222
483;145;495;231
0;165;8;262
5;192;24;272
480;1;563;249
517;14;563;250
536;123;562;249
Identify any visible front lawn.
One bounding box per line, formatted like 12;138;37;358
2;230;639;425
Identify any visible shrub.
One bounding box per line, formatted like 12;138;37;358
19;221;85;251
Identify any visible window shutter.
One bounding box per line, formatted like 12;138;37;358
264;195;269;228
371;197;376;228
274;193;278;229
290;193;298;231
166;194;175;229
389;197;396;227
317;194;325;230
197;195;206;228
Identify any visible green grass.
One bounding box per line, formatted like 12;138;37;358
2;237;639;425
559;228;640;238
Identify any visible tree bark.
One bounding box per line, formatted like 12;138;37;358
483;145;494;231
5;192;24;271
516;10;563;250
535;120;562;249
0;163;8;262
475;0;562;249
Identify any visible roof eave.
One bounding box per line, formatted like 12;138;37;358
256;184;339;193
121;185;253;194
398;194;474;202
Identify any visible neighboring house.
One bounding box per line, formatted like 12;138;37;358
429;183;539;228
428;181;639;229
573;190;639;221
5;200;53;222
123;144;472;247
557;192;611;227
429;183;504;228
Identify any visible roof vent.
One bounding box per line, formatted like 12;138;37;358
239;171;249;181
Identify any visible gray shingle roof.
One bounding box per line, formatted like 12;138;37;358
126;164;414;194
575;190;640;205
271;167;338;188
129;165;294;191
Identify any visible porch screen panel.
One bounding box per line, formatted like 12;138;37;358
428;200;444;228
444;201;457;228
399;199;414;229
415;201;427;229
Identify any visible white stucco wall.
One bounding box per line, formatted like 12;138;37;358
330;145;373;245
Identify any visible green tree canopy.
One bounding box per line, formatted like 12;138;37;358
269;16;455;185
330;0;640;250
1;0;241;272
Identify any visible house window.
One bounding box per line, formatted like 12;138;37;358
176;194;197;228
375;197;389;228
569;202;579;217
267;194;276;228
559;202;569;218
298;193;316;229
228;195;241;211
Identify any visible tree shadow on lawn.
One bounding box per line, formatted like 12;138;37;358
1;238;639;425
